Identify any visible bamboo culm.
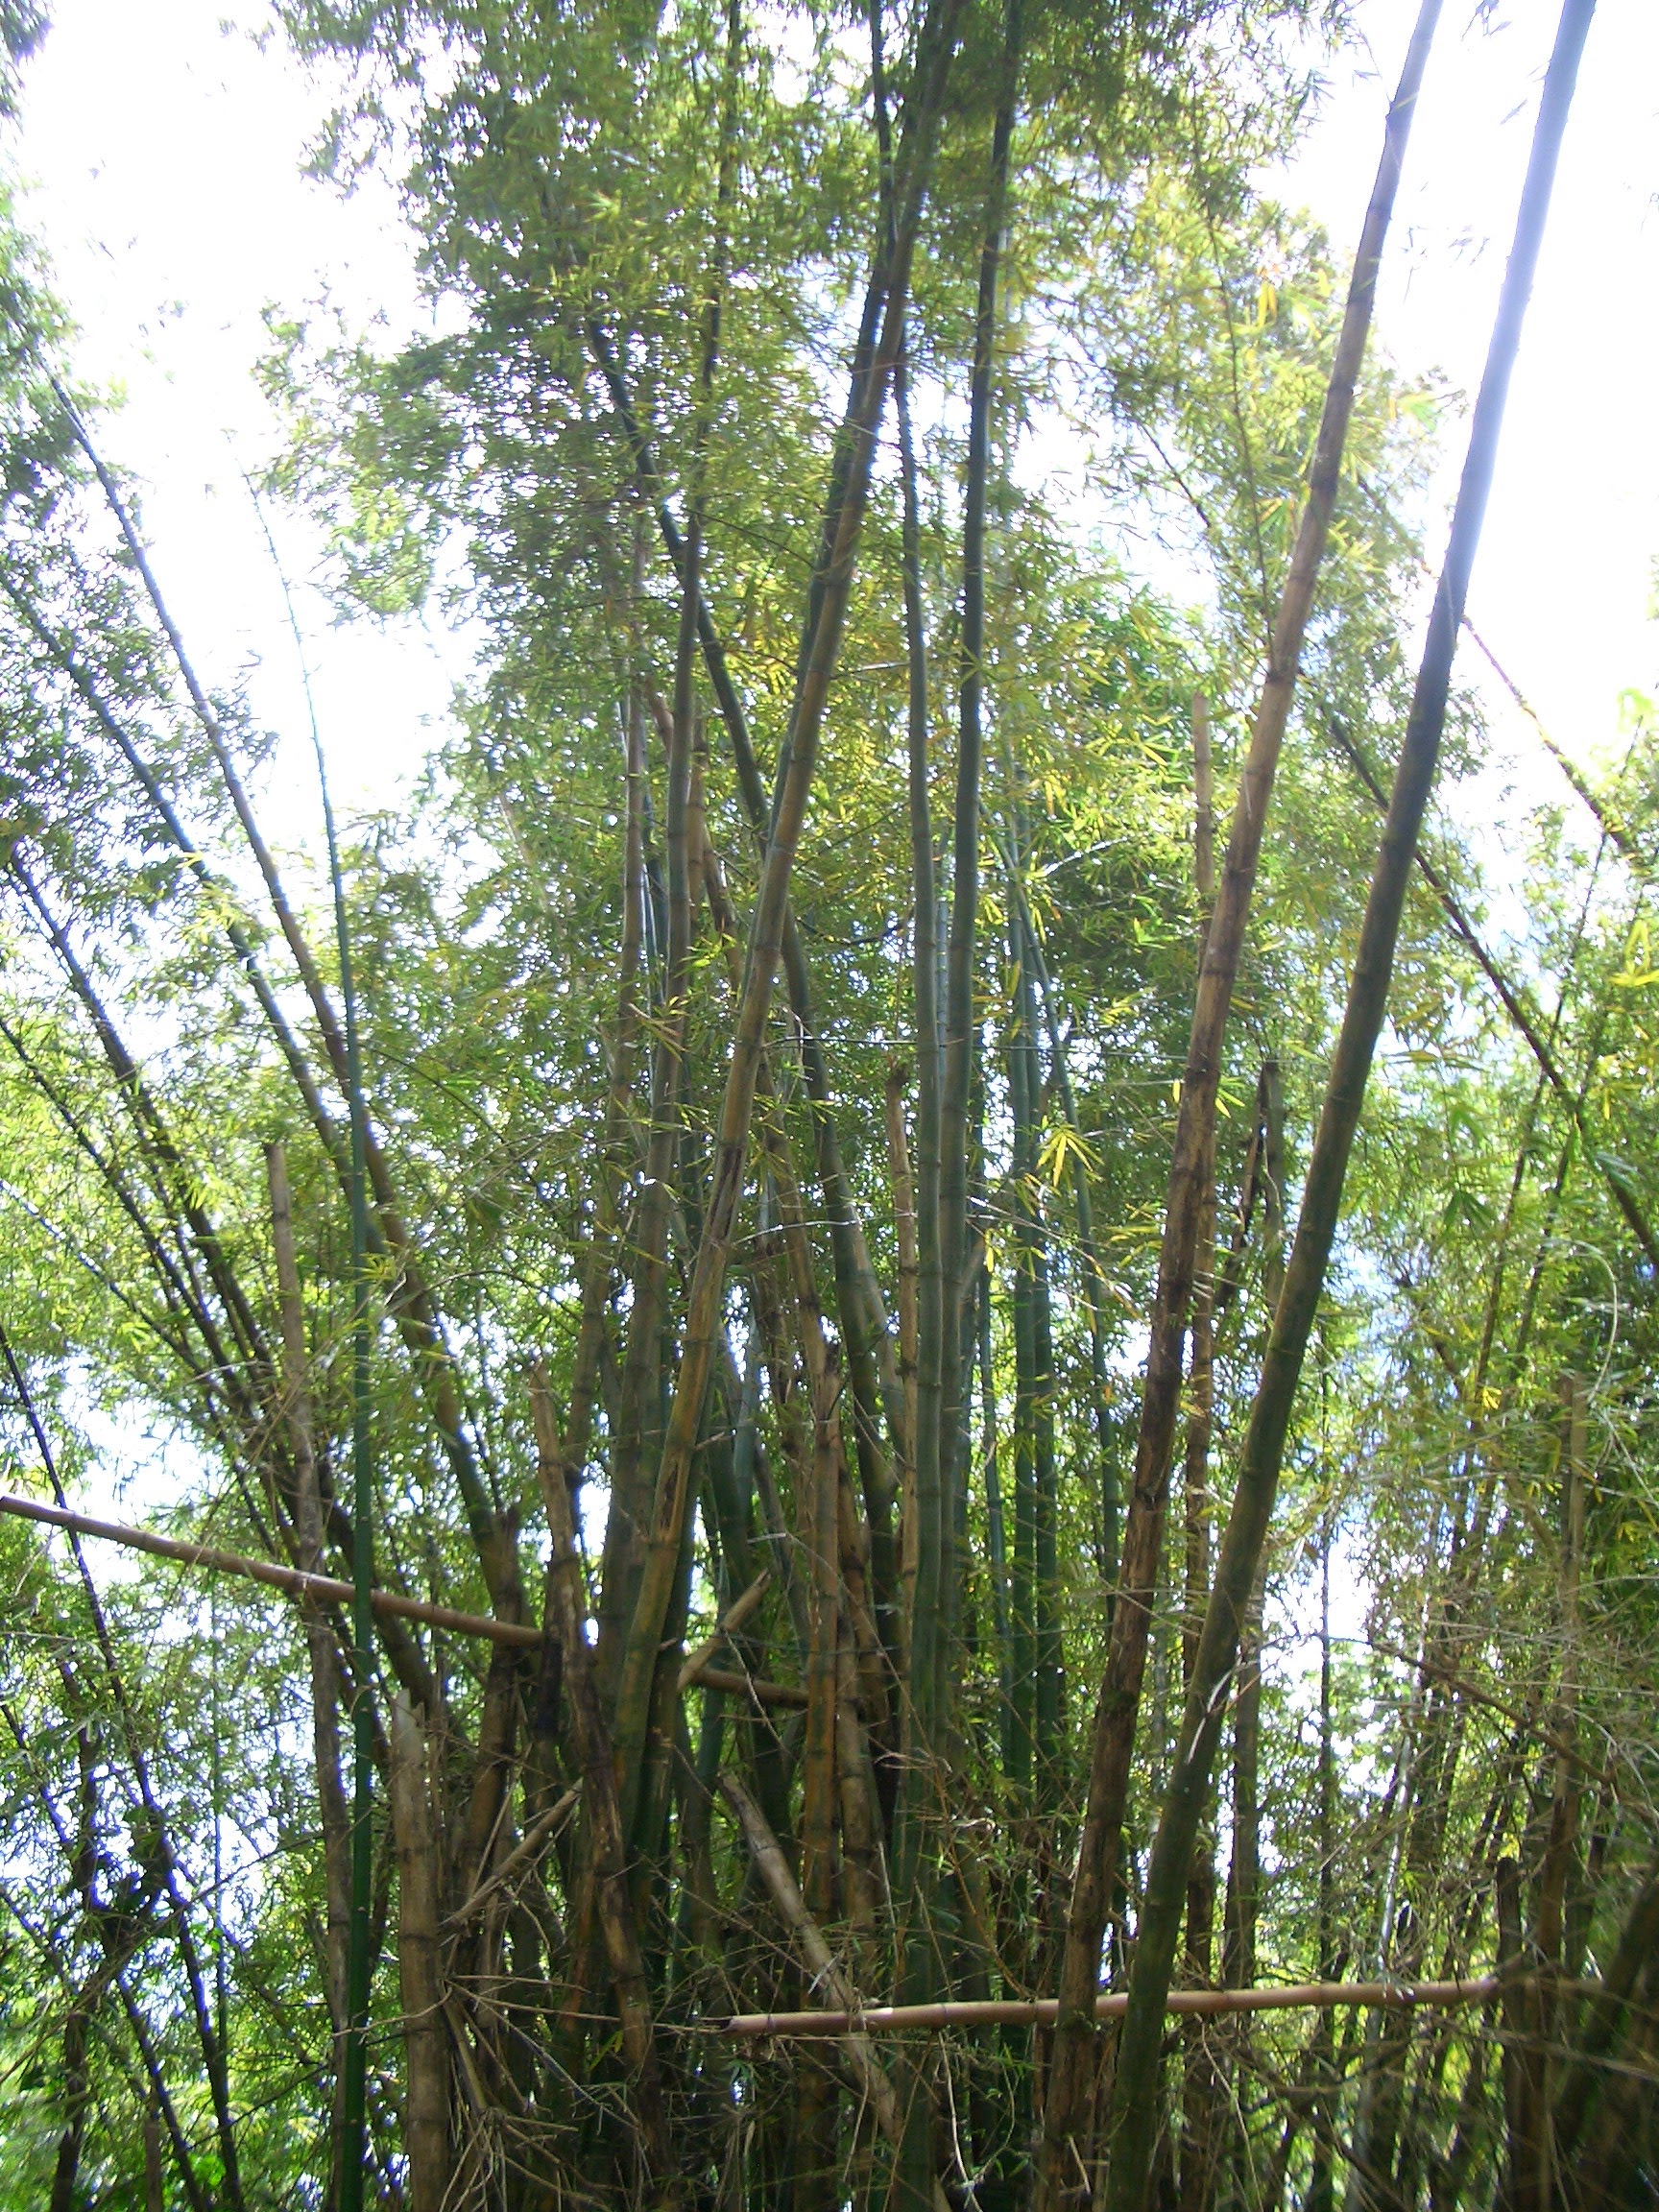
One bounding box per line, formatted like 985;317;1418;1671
1100;12;1599;2208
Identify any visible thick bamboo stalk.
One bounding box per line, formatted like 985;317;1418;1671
1039;11;1446;2192
609;0;962;1824
528;1372;676;2202
714;1977;1503;2036
0;1494;545;1647
1099;12;1597;2209
388;1693;451;2212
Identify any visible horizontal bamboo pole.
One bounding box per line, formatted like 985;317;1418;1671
688;1662;809;1709
0;1493;543;1650
712;1976;1502;2037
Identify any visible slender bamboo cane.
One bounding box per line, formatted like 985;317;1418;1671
0;1494;544;1647
714;1978;1504;2037
1039;10;1445;2190
1099;13;1598;2208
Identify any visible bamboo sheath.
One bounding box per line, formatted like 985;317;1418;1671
715;1978;1502;2037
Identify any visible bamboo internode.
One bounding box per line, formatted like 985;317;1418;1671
0;1493;544;1650
713;1976;1502;2038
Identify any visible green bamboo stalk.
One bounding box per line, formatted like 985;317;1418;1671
1038;5;1445;2184
1101;12;1598;2206
610;0;963;1860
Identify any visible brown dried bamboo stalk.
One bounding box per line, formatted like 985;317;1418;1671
717;1773;902;2137
446;1784;582;1929
714;1977;1502;2036
683;1664;809;1710
677;1571;772;1694
0;1494;544;1649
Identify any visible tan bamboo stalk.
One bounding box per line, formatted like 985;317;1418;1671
714;1978;1503;2036
677;1571;772;1694
0;1494;545;1649
609;0;965;1839
836;1633;884;1946
144;2110;163;2212
1038;10;1446;2192
681;1664;808;1710
388;1693;450;2212
1100;11;1597;2206
528;1371;676;2202
802;1360;844;1921
1223;1066;1283;2004
265;1142;351;2064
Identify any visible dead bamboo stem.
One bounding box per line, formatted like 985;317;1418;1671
0;1495;543;1650
713;1977;1502;2037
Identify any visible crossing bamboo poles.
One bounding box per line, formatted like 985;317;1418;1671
1036;6;1448;2195
1099;10;1599;2208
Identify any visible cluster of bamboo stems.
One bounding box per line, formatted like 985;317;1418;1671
6;0;1653;2207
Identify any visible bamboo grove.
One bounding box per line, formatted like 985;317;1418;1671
1;0;1657;2205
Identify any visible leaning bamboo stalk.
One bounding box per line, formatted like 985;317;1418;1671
53;400;509;1593
1101;12;1597;2209
1039;7;1446;2194
388;1693;451;2212
714;1977;1503;2036
677;1571;772;1695
718;1773;914;2158
446;1784;582;1930
0;1494;545;1649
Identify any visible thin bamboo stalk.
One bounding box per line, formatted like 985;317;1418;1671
713;1978;1503;2036
1101;12;1598;2207
1040;10;1446;2189
0;1495;544;1649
